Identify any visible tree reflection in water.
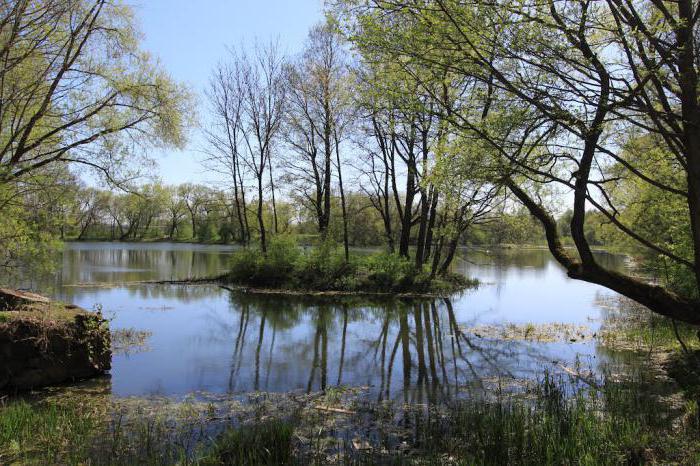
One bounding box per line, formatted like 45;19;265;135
22;244;627;400
222;293;555;404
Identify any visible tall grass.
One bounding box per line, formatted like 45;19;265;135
200;420;294;465
0;400;96;464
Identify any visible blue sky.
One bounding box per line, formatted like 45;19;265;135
134;0;325;185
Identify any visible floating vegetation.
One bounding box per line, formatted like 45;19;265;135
465;322;594;343
598;295;700;353
111;328;152;355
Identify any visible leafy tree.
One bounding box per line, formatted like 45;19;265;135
0;0;190;185
0;0;191;277
332;0;700;324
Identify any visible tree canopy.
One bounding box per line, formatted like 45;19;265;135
328;0;700;324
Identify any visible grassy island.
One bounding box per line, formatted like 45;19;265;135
225;238;477;296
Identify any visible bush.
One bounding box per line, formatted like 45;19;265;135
228;248;260;284
360;253;417;292
228;236;301;287
257;236;301;287
295;239;353;290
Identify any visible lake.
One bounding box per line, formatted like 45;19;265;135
31;242;632;402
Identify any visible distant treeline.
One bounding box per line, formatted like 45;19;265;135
55;182;558;248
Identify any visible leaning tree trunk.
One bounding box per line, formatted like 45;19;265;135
257;172;267;254
334;131;349;261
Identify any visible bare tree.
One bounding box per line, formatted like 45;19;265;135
204;62;250;243
283;23;354;255
234;43;287;253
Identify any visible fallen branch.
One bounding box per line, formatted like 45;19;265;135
556;364;601;390
313;405;356;415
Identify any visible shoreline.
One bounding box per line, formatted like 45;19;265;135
62;277;474;300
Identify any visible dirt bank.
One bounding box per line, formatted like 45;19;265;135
0;289;111;392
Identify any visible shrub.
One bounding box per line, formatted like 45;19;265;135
226;241;475;294
257;236;301;287
228;248;260;284
228;237;301;287
295;239;353;290
360;253;417;292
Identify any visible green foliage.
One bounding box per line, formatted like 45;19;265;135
227;240;471;294
201;420;294;466
599;136;696;298
295;239;353;290
228;248;263;284
360;252;421;292
229;236;303;287
258;236;303;286
0;174;66;280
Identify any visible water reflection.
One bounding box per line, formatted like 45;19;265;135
25;243;631;402
22;242;237;293
54;285;604;402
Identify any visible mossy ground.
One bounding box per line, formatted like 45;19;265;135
0;301;88;326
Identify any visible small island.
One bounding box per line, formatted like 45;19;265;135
223;237;477;297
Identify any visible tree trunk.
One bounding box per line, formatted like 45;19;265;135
415;189;430;268
398;157;416;258
236;154;250;244
507;178;700;325
424;188;439;260
439;235;460;276
267;151;278;235
678;0;700;292
320;112;333;236
334;131;349;261
257;172;267;253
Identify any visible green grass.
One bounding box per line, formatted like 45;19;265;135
3;371;700;465
200;420;294;465
0;400;97;464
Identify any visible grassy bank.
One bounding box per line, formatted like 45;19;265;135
0;296;111;393
2;370;699;465
226;237;476;296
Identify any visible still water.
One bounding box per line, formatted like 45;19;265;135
33;242;630;401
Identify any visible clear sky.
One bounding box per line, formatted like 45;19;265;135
133;0;325;185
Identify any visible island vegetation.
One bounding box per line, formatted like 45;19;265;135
2;0;700;464
225;236;476;295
